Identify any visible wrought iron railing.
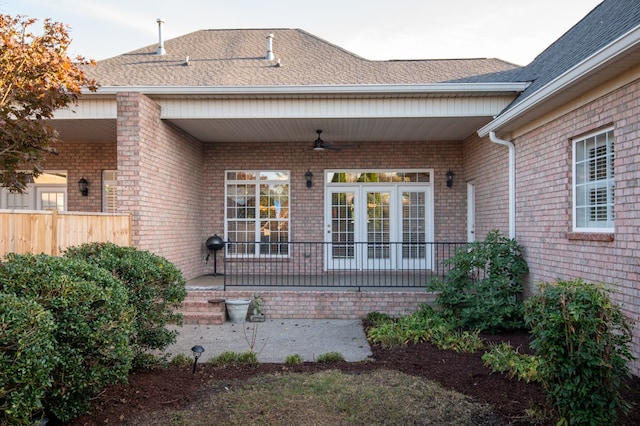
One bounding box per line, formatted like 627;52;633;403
221;241;470;291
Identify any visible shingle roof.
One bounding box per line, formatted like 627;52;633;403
85;28;518;87
454;0;640;111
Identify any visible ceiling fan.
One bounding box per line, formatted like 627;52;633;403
312;129;341;151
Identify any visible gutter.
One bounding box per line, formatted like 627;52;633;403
82;82;530;97
489;131;516;239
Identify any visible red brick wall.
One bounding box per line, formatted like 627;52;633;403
43;140;116;212
181;289;436;320
476;78;640;374
201;140;467;265
116;92;205;278
462;132;510;239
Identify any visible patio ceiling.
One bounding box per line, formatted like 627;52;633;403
50;87;521;144
50;115;497;144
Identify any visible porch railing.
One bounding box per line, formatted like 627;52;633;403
221;241;470;290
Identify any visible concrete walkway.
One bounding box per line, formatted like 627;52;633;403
162;318;372;363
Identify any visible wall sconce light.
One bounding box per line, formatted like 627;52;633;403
305;169;313;188
446;170;454;188
191;345;205;374
78;177;89;196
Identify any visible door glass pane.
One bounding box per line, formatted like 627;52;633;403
367;191;390;259
331;191;354;259
402;191;426;259
40;192;65;211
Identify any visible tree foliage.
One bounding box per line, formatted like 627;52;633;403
0;14;97;191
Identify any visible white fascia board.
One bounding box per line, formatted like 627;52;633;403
85;82;529;97
478;25;640;138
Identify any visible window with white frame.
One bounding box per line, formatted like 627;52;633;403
0;171;67;211
102;170;118;213
573;128;614;232
225;171;290;256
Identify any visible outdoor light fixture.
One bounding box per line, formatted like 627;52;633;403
305;169;313;188
191;345;205;374
446;170;454;188
78;178;89;196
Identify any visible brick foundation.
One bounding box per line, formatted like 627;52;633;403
179;290;436;324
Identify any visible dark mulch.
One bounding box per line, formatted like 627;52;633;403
64;328;640;425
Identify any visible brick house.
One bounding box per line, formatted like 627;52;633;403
5;0;639;372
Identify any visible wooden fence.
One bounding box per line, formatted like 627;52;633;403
0;210;131;257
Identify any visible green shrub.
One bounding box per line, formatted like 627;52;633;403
366;305;484;352
0;254;134;422
481;342;540;383
209;350;258;366
316;352;345;363
285;354;304;365
0;293;56;425
366;311;393;326
428;230;528;332
64;242;187;366
525;279;634;425
170;353;192;367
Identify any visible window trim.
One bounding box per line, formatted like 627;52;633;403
572;127;615;233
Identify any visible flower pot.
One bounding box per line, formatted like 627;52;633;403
225;299;250;323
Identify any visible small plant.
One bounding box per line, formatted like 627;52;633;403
209;350;258;366
525;279;634;425
316;352;345;363
366;311;393;326
481;342;540;383
170;353;192;367
428;230;528;332
285;354;304;365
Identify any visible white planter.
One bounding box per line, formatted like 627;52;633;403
225;299;250;323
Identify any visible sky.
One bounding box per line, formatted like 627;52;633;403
0;0;603;66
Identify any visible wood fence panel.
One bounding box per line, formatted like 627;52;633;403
0;210;131;258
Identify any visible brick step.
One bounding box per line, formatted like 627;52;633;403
181;311;226;325
179;297;228;325
181;300;226;312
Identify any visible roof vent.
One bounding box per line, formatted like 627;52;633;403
265;33;275;60
156;18;166;55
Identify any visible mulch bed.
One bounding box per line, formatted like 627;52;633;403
64;329;640;425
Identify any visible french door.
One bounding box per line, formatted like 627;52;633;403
325;185;432;271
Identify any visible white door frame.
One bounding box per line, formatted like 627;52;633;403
324;176;434;271
467;181;476;242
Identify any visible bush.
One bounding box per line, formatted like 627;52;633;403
525;279;634;425
316;352;345;363
0;293;56;425
0;254;134;422
481;342;540;383
428;230;528;332
209;350;258;366
285;354;304;365
64;243;187;366
366;305;484;352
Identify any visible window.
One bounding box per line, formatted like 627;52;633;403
573;128;614;232
225;171;289;256
102;170;118;213
0;171;67;211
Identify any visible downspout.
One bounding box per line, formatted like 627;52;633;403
489;132;516;239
